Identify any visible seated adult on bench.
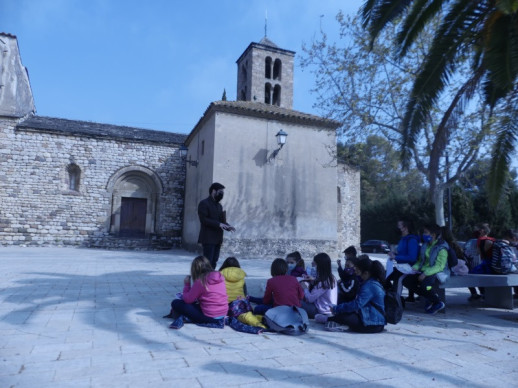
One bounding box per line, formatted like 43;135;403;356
402;224;449;315
385;219;419;301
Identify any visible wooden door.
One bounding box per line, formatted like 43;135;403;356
120;197;147;237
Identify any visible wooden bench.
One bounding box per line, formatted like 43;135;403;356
438;274;518;309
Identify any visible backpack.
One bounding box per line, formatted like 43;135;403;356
383;275;404;324
229;297;253;318
263;305;309;335
490;240;514;274
463;239;480;269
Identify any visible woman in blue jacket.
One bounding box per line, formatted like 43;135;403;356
325;256;386;333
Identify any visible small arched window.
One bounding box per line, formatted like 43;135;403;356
273;85;281;106
265;57;272;79
67;163;81;191
273;59;282;80
265;83;272;104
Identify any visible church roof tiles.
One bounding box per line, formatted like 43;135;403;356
16;115;187;145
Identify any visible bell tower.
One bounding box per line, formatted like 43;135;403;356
236;37;295;109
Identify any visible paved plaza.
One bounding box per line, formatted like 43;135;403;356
1;247;517;387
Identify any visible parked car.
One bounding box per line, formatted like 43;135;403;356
360;240;390;253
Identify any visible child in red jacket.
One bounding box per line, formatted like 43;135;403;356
253;258;304;315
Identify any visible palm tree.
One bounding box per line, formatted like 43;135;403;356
361;0;518;204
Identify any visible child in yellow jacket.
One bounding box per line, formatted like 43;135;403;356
219;257;247;303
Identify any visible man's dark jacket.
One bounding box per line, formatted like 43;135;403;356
198;196;225;244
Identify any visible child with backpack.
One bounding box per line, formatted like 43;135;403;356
253;258;304;315
167;256;228;329
219;257;247;304
301;252;337;322
326;256;386;333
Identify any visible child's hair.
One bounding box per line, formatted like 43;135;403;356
356;257;385;283
344;245;357;257
475;223;490;236
440;227;464;259
286;251;305;268
370;260;386;283
398;218;416;234
310;253;336;290
190;256;214;287
271;258;288;276
219;256;240;271
503;229;518;242
356;256;372;274
345;256;359;267
422;223;442;238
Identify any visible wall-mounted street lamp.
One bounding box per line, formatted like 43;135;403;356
268;129;288;162
276;129;288;149
179;145;198;167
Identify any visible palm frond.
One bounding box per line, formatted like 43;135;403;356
488;112;518;205
361;0;413;49
397;0;445;57
400;0;487;167
482;12;518;106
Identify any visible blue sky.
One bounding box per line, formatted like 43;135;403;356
1;0;363;134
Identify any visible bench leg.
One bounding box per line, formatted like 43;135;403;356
484;287;514;309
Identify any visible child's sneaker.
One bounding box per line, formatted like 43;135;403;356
314;314;329;324
426;301;445;315
324;321;348;332
162;309;179;319
169;316;184;329
424;300;433;312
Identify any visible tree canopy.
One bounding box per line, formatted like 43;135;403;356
361;0;518;204
302;12;492;225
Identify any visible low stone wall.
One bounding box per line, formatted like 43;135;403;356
199;237;338;260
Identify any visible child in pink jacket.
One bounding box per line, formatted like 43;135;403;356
168;256;228;329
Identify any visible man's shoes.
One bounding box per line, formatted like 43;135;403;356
426;301;445;315
324;321;348;332
169;316;184;329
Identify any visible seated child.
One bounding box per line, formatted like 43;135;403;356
326;257;386;333
219;257;247;304
336;255;360;303
286;251;307;279
253;258;304;315
301;252;337;321
168;255;228;329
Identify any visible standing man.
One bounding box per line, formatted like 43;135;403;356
198;182;235;269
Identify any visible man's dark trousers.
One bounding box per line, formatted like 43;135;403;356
203;244;221;269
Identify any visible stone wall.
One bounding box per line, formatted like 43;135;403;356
0;117;185;248
337;162;361;252
219;238;337;261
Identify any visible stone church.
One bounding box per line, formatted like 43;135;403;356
0;32;360;257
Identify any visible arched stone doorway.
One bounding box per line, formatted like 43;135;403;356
107;166;163;237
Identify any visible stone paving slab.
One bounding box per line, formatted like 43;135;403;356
1;247;517;387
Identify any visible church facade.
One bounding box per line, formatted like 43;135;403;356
0;33;360;257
